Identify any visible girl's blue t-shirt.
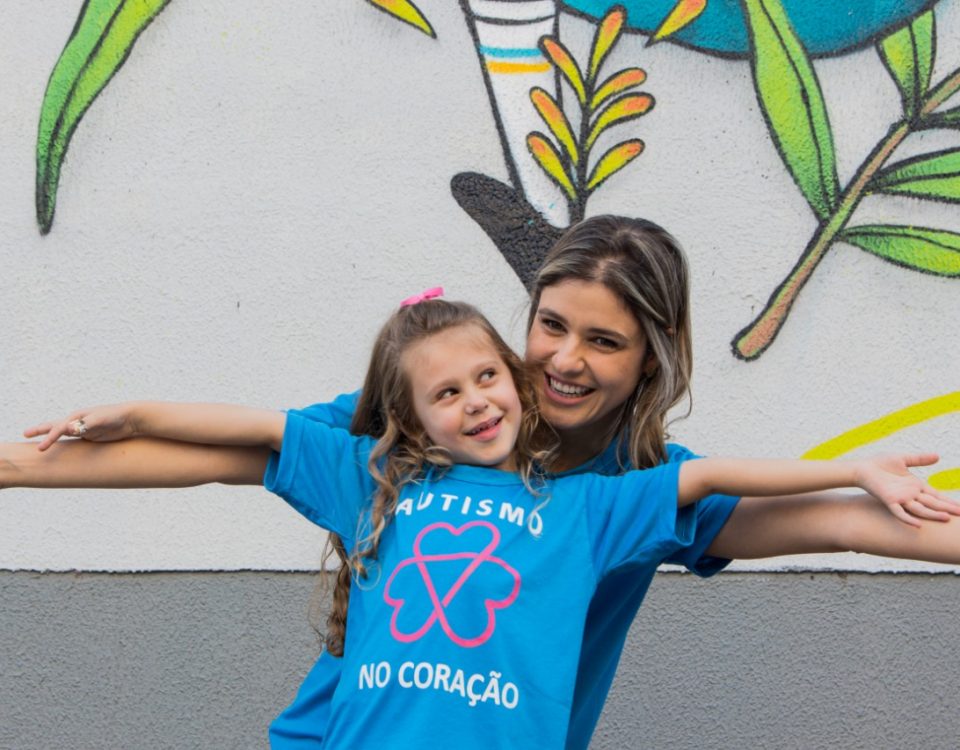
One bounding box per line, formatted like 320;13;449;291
269;394;739;749
266;410;698;750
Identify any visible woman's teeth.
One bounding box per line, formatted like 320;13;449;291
548;376;591;397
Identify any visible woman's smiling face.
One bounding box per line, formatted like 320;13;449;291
525;279;653;444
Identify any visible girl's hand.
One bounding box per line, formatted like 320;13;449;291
24;403;140;451
855;453;960;528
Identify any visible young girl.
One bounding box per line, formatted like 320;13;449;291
24;296;954;749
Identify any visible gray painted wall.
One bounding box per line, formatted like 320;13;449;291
3;571;958;749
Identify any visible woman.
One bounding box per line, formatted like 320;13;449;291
6;216;959;749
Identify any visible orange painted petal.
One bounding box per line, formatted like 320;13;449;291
530;88;579;165
527;133;577;200
587;93;654;150
587;139;644;191
590;67;646;110
540;37;586;104
588;6;626;81
367;0;436;38
650;0;707;44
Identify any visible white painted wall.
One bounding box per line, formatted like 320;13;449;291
2;1;958;572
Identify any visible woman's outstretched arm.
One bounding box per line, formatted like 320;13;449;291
707;492;960;565
0;437;270;489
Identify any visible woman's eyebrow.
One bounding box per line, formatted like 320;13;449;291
537;306;565;322
541;307;628;341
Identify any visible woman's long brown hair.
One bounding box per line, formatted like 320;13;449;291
528;215;693;471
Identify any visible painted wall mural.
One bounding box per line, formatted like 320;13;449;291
37;0;960;359
731;3;960;360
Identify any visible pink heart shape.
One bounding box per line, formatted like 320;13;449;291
384;520;521;648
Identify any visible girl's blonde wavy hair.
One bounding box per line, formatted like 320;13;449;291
528;215;693;471
321;299;551;656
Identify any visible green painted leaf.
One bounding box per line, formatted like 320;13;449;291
742;0;839;220
923;105;960;130
878;10;935;118
871;148;960;203
841;225;960;276
37;0;171;234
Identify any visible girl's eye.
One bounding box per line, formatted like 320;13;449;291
479;369;496;382
437;388;457;400
540;317;563;332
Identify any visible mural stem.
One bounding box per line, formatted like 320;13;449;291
733;118;913;360
923;67;960;113
572;89;591;224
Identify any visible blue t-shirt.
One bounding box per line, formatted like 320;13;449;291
265;411;699;750
269;394;739;749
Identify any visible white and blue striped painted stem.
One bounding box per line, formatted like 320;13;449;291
463;0;568;226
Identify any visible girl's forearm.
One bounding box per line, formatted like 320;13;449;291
678;457;860;507
131;402;285;451
0;438;269;489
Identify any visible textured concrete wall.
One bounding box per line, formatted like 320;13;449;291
4;571;959;750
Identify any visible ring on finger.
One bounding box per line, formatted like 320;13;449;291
71;418;88;437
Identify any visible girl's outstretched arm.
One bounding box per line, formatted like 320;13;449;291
24;401;286;452
678;454;959;526
0;438;269;488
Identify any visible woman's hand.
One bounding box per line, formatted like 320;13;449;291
23;403;141;451
855;453;960;528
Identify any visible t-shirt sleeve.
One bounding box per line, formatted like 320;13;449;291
585;463;696;577
292;390;361;430
662;444;739;576
263;410;376;539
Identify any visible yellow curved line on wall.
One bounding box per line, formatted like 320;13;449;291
802;391;960;490
929;468;960;491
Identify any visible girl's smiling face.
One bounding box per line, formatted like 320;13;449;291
403;324;522;472
526;279;654;447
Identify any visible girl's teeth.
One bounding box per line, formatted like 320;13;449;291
550;377;590;396
469;417;500;435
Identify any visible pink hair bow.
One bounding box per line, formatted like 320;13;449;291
399;286;444;308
